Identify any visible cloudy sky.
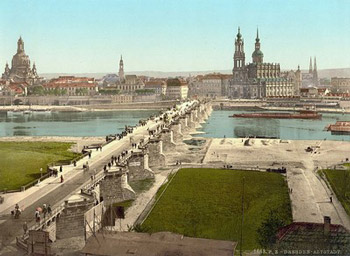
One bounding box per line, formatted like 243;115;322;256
0;0;350;73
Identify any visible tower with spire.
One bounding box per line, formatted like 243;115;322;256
309;57;313;74
252;28;264;64
232;27;247;82
118;55;125;82
313;57;319;86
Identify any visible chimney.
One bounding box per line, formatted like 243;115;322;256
324;216;331;236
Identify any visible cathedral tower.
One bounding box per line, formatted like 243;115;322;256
313;57;319;86
252;28;264;64
118;55;125;81
309;57;312;74
233;27;246;82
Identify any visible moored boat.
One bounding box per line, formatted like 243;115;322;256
230;110;322;119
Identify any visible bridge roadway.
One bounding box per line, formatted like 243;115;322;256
0;101;196;254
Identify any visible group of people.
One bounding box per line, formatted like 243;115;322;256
35;203;52;223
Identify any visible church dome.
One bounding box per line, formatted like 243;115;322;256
252;50;264;58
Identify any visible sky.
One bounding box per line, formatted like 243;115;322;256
0;0;350;73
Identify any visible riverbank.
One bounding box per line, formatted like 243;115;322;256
0;136;105;153
0;101;177;112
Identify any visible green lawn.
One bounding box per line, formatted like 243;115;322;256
323;169;350;215
0;141;80;191
142;168;292;250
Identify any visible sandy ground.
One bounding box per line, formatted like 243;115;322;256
0;136;105;153
203;138;350;229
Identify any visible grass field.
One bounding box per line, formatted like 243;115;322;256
323;169;350;215
141;168;292;250
0;141;80;191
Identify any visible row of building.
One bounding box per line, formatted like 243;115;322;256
1;35;349;101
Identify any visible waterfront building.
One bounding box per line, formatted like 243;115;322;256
1;37;42;85
281;66;302;96
43;76;98;96
144;79;167;96
229;28;294;99
188;73;231;98
166;78;188;100
331;77;350;93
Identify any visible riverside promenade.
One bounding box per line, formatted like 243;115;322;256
0;100;197;254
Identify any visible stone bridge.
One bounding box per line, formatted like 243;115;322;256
13;100;213;253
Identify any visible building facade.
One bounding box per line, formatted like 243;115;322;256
229;28;294;99
331;77;350;93
43;76;98;96
166;78;188;100
2;37;41;85
188;73;231;98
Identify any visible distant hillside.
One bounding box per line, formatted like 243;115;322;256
40;68;350;80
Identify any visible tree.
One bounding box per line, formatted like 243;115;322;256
257;210;286;249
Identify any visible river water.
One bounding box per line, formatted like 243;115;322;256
1;110;350;140
195;110;350;141
0;110;159;137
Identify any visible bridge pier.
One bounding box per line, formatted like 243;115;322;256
100;168;136;205
160;128;176;152
186;113;196;129
56;198;94;239
127;151;154;181
170;121;183;143
179;116;189;134
147;138;166;167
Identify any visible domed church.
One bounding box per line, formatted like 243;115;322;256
230;28;295;99
2;37;41;85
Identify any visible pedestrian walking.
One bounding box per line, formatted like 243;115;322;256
47;204;52;216
73;160;76;167
60;175;64;183
35;209;40;222
89;152;91;159
23;221;28;238
59;165;63;173
43;204;47;218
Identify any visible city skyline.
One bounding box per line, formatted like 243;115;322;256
1;0;350;73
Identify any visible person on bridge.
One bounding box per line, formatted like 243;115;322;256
35;209;40;222
22;222;28;238
47;204;52;216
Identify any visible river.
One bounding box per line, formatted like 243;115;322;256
1;109;350;140
0;110;159;137
195;110;350;141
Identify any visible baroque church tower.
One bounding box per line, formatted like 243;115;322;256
118;55;125;82
232;27;247;82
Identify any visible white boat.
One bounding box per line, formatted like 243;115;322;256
23;110;32;115
32;109;52;114
7;110;24;115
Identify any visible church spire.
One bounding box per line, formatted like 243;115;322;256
314;56;317;72
309;57;312;73
118;55;125;81
256;27;260;42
